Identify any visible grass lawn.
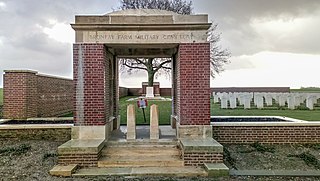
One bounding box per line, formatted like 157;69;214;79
0;88;3;106
120;96;172;125
119;96;320;124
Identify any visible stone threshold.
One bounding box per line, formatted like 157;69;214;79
230;170;320;177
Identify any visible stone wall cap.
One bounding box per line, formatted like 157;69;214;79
211;121;320;127
4;70;38;74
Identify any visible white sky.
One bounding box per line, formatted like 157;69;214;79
0;0;319;88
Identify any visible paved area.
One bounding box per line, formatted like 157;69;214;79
110;125;176;141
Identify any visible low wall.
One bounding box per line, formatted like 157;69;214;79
212;122;320;144
3;70;73;119
119;87;128;98
0;125;71;141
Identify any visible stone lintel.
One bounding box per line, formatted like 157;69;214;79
179;138;223;153
58;139;104;154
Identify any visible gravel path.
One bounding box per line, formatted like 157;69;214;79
0;140;320;181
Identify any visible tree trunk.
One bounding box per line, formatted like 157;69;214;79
148;72;154;86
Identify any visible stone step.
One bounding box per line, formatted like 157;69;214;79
98;155;184;168
73;166;208;177
106;139;178;147
102;146;181;156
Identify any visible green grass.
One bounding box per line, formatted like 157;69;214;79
211;103;320;121
119;96;320;124
0;88;3;106
120;96;172;125
291;87;320;93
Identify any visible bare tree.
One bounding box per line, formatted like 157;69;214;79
119;0;230;86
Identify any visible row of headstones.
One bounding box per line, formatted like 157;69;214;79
127;104;159;140
213;92;320;110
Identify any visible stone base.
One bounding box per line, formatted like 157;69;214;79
179;138;224;167
204;163;229;177
72;119;115;140
58;139;105;167
50;164;78;177
176;122;212;139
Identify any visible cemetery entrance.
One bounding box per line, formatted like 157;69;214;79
54;10;227;175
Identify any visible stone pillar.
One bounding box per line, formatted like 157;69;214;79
3;70;38;119
150;104;159;140
176;43;210;125
127;104;136;140
176;43;211;138
72;43;109;139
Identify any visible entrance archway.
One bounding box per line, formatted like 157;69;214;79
71;9;212;140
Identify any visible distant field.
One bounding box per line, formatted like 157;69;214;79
0;88;3;106
291;87;320;93
119;96;320;124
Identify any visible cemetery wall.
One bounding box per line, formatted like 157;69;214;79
0;127;71;141
212;125;320;144
211;87;290;93
3;70;73;119
119;87;128;98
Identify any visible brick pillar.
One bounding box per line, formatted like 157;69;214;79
73;44;107;126
177;43;211;125
3;70;38;119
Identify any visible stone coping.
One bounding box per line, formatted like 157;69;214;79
179;138;223;153
58;139;105;154
211;122;320;127
4;69;38;73
0;124;73;129
27;117;73;121
4;69;72;80
211;116;308;122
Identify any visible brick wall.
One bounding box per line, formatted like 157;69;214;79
182;152;223;166
213;126;320;144
177;43;211;125
3;70;72;119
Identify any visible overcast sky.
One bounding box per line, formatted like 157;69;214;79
0;0;319;88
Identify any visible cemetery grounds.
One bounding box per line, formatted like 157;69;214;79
0;89;320;180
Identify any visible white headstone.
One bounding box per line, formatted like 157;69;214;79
278;94;287;106
255;95;264;109
264;94;273;106
213;92;219;103
220;93;229;109
229;93;237;109
145;86;154;98
243;94;252;109
287;95;295;110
